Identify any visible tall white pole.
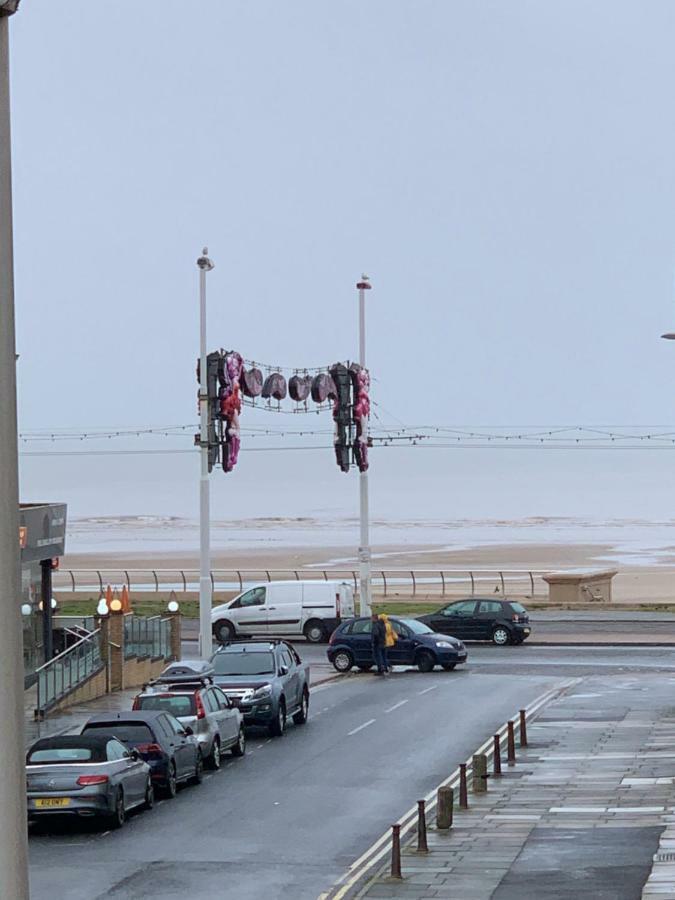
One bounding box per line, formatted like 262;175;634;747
197;248;214;658
357;276;372;616
0;7;30;899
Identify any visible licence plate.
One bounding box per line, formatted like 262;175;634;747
35;797;71;808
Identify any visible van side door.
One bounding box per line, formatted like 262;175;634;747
228;586;269;635
266;583;302;636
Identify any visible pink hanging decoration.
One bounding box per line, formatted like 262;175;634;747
350;364;370;472
220;352;244;472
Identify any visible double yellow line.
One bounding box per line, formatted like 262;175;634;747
319;678;579;900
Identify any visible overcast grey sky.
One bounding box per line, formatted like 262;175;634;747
12;2;675;524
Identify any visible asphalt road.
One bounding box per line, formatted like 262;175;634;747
29;644;675;900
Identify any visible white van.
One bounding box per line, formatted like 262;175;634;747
211;580;354;644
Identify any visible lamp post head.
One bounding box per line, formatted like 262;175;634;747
197;247;214;271
356;274;371;291
0;2;21;15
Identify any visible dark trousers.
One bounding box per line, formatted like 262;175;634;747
372;643;387;672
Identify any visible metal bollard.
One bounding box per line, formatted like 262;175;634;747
507;720;516;765
459;763;468;808
437;786;454;829
493;734;502;776
391;824;402;878
519;709;528;747
472;753;488;792
417;799;428;852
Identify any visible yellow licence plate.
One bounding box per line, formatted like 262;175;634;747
35;797;71;808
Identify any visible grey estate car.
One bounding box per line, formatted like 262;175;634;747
27;733;153;829
133;668;245;769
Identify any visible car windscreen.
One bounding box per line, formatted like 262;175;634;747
398;618;434;635
136;695;196;717
213;651;275;676
509;602;527;614
82;723;154;744
28;747;97;764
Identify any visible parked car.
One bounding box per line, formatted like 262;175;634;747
327;616;467;673
211;639;310;736
26;733;153;829
132;672;245;768
211;580;354;643
81;710;202;798
417;598;531;645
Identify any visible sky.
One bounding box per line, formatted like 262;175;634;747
10;1;675;528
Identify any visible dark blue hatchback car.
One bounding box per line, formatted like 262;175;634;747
327;616;468;673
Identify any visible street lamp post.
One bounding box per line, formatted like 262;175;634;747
0;3;30;898
197;248;214;659
356;276;372;616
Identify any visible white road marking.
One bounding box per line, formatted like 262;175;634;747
348;718;376;736
418;685;438;695
384;700;408;714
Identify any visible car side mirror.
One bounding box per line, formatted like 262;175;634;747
183;726;194;736
279;665;288;676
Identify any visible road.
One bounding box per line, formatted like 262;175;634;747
28;644;675;900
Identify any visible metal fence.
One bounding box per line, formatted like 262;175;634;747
35;629;103;716
53;568;548;600
123;615;172;659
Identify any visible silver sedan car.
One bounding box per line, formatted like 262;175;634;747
27;733;153;829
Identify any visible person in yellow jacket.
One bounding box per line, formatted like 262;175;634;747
379;613;397;673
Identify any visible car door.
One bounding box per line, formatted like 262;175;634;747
267;584;302;636
164;714;195;778
107;738;145;805
212;686;239;745
435;600;479;639
348;619;374;665
476;600;506;639
229;586;269;635
279;646;300;711
387;620;415;665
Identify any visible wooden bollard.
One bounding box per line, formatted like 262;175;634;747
391;824;402;878
519;709;528;747
459;763;468;809
437;786;454;829
507;721;516;765
472;753;488;792
493;734;502;776
417;800;428;852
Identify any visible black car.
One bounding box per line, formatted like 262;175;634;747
327;616;467;673
81;710;203;798
417;598;531;645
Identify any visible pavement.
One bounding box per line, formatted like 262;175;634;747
348;673;675;900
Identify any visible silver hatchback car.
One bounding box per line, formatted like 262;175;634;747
133;673;244;769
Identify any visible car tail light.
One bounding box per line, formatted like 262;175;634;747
132;697;140;710
77;774;109;786
136;742;163;759
196;693;206;720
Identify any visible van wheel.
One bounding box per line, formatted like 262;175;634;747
303;620;325;643
214;620;235;643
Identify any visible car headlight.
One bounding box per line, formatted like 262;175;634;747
252;685;272;699
436;641;455;649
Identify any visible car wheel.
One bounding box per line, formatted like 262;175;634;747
143;777;155;810
231;726;246;757
492;626;511;646
214;620;235;643
442;663;456;671
416;650;436;673
109;789;125;829
332;650;354;673
209;738;221;770
163;762;178;799
303;620;325;643
270;700;287;737
293;689;309;725
190;751;204;785
357;664;373;672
